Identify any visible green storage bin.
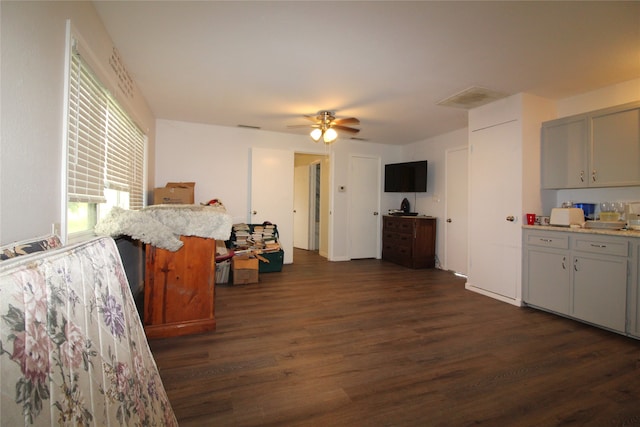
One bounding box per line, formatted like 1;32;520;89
259;250;284;273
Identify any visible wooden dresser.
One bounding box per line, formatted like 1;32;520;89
382;215;436;268
144;236;216;338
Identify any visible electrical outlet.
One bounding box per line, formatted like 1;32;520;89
339;185;346;192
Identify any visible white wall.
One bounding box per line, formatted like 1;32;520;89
155;119;399;261
401;128;468;267
556;79;640;117
0;1;155;244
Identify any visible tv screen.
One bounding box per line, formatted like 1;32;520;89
384;161;428;192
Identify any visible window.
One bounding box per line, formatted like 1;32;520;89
66;39;145;240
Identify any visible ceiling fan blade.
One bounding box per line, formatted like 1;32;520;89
304;114;320;123
333;125;360;134
332;117;360;126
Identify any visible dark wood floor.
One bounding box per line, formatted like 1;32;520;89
149;249;640;426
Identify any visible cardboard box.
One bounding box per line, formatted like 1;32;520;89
232;256;259;285
153;182;195;205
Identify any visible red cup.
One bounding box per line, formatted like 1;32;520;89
526;213;536;225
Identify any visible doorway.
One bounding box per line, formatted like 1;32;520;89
293;153;329;258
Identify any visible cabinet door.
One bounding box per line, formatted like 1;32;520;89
541;115;589;189
631;243;640;338
591;105;640;187
525;248;571;315
144;236;216;338
413;218;436;268
572;255;627;332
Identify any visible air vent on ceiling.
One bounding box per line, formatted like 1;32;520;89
237;124;261;130
437;86;508;109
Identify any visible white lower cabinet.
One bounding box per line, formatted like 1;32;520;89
571;254;627;332
524;229;633;336
525;231;571;315
631;243;640;338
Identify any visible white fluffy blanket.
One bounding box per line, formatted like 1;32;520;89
95;205;232;251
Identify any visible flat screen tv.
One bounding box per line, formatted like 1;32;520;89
384;160;428;192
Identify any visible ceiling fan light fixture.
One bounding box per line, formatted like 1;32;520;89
310;128;323;142
323;128;337;143
297;110;359;145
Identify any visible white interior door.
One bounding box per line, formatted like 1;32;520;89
468;120;521;300
251;147;294;264
445;146;468;275
349;155;380;259
293;165;310;249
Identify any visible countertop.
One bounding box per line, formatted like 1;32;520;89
523;224;640;238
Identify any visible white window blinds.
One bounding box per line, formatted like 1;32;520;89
67;43;145;209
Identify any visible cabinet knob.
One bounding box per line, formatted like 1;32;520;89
373;212;379;216
506;216;515;222
446;218;452;223
252;210;257;215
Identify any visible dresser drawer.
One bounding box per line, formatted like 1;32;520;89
383;242;411;258
383;217;413;234
383;231;412;247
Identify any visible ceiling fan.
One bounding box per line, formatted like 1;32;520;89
288;111;360;144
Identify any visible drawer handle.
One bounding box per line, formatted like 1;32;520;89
540;238;552;243
590;243;607;248
562;256;566;270
574;258;579;271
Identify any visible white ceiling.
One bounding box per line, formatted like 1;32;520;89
92;1;640;146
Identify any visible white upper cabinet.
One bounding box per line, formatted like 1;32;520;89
541;115;589;189
591;104;640;187
541;101;640;189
